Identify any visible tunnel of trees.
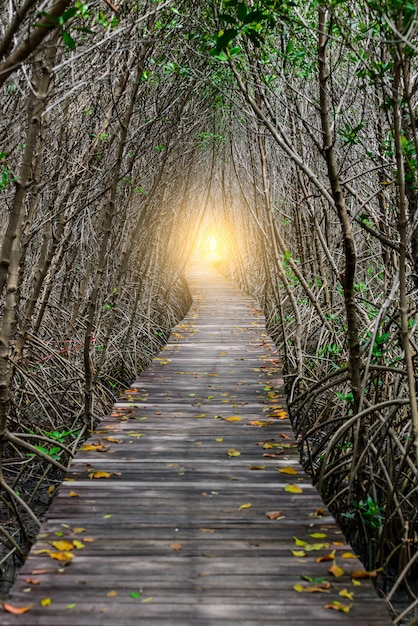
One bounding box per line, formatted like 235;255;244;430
0;0;417;621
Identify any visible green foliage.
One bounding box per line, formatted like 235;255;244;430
338;122;365;146
198;131;226;152
336;391;354;403
211;0;287;59
30;445;62;460
362;331;390;360
26;429;78;461
319;343;340;356
0;168;13;190
356;497;384;530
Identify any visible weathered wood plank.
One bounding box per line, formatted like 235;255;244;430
0;265;392;625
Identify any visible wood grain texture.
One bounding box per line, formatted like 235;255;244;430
1;265;392;625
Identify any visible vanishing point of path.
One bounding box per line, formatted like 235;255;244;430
2;266;392;625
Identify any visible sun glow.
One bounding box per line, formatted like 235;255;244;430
208;235;218;252
195;228;230;264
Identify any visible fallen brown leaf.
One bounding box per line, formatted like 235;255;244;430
2;603;33;614
266;511;284;520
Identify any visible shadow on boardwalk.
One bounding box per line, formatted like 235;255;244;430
1;265;392;625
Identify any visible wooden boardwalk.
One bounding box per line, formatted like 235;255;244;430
1;266;392;625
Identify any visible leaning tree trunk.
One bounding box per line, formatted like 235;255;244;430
317;5;363;413
0;45;56;472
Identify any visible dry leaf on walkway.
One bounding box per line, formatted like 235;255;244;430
294;583;331;593
170;542;182;551
278;466;298;475
285;484;303;493
324;601;352;613
291;550;306;557
81;442;108;451
227;448;241;457
351;569;377;579
328;563;344;578
316;551;335;562
238;503;252;511
89;471;121;479
265;511;284;520
2;603;33;614
50;540;73;551
49;551;74;561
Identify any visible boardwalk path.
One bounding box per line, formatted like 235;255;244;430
2;266;392;625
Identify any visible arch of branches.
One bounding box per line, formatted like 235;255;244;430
0;0;417;621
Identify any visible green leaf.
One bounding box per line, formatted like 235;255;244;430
215;28;237;53
219;13;238;25
130;591;141;600
237;2;247;21
61;7;78;23
62;30;76;50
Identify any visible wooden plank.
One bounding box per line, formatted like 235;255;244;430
0;265;392;625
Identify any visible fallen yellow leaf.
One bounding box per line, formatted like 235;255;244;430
89;471;111;479
294;583;331;593
49;551;74;561
170;542;182;551
238;503;252;511
316;551;335;562
351;569;377;579
324;601;352;613
81;443;106;451
291;550;307;557
227;448;241;457
107;591;117;598
278;466;298;475
328;563;344;578
342;552;358;559
285;484;303;493
40;598;51;607
50;540;74;551
73;540;84;549
69;491;79;497
224;416;242;422
339;589;354;600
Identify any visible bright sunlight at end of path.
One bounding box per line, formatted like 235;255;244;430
195;226;231;264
